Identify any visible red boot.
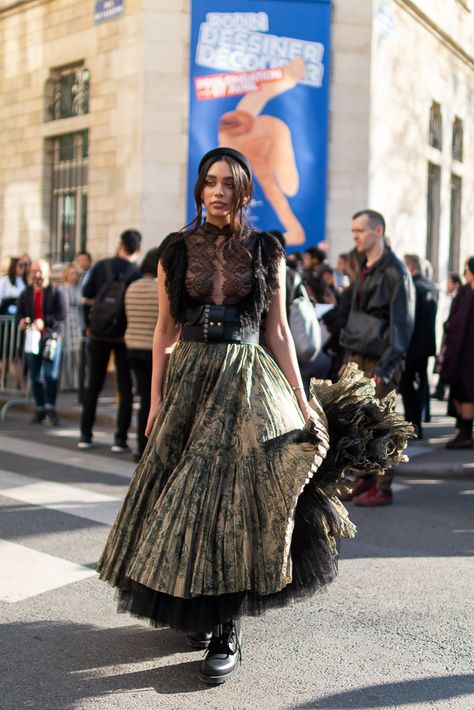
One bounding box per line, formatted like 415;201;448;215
353;486;393;506
340;476;375;502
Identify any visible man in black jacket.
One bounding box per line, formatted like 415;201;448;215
339;210;415;506
79;230;142;452
17;259;67;425
399;254;438;439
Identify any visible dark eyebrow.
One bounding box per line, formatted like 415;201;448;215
205;173;233;180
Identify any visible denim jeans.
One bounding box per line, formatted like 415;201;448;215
26;339;63;410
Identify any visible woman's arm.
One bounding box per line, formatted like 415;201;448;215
145;261;180;437
264;258;310;421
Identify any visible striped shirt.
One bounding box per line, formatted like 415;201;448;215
124;276;158;350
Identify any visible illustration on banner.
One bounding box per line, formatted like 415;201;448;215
188;3;331;248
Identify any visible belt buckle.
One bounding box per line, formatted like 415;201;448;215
206;305;226;341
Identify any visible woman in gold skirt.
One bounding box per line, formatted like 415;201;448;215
98;147;412;684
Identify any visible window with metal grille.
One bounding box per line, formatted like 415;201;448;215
452;117;463;162
49;131;88;263
426;162;441;281
429;102;442;150
45;65;90;122
449;175;462;273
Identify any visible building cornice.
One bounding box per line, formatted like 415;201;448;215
0;0;44;16
394;0;474;70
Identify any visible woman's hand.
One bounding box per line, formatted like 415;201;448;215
294;389;311;422
145;400;162;438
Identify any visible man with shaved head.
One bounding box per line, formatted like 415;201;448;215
17;258;66;425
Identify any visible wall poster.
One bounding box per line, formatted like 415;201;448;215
188;0;331;248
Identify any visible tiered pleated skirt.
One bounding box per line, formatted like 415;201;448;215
98;342;412;632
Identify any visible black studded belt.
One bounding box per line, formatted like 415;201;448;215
181;304;259;344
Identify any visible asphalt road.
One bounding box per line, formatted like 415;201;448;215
0;414;473;710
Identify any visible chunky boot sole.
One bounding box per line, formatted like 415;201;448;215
199;663;238;685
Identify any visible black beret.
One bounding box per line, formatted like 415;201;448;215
198;147;252;180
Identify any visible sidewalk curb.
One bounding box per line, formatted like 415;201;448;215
0;396;120;431
395;463;474;481
1;396;472;480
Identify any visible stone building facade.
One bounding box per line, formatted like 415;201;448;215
1;0;473;283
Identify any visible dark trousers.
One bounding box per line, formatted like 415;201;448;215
344;352;404;491
78;333;89;405
127;349;153;456
26;341;63;410
399;357;429;432
80;338;133;444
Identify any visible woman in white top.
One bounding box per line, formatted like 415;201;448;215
0;257;27;315
0;257;27;388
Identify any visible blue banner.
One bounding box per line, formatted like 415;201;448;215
188;0;331;250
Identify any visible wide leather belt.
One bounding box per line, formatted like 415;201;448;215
181;304;259;345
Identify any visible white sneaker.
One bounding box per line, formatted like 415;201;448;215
111;443;131;454
77;439;93;450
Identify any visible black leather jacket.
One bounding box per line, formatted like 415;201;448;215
407;273;438;360
339;248;415;381
16;284;67;336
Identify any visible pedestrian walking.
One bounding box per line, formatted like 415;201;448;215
78;230;142;452
124;247;160;462
339;209;415;506
16;259;66;425
97;148;412;685
441;257;474;449
399;254;438;439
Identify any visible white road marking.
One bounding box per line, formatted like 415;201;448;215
0;433;134;479
405;445;429;459
0;469;121;525
0;539;96;603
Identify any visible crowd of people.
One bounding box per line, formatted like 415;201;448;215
274;209;474;506
1;212;473;477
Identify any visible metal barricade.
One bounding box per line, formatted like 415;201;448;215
0;315;33;420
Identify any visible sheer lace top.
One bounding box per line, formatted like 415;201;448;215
184;222;256;305
158;224;283;328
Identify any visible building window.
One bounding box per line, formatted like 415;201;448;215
449;175;462;273
426;163;441;280
429;102;442;150
49;131;88;263
45;65;90;122
452;117;463;161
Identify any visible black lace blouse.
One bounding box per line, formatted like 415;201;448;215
158;222;284;330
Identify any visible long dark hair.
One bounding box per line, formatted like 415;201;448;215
466;256;474;278
141;247;161;276
7;258;19;286
186;155;252;237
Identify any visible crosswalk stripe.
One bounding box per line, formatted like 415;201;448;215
0;433;134;479
0;539;96;603
0;469;121;526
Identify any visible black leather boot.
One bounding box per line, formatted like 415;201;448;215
186;631;212;649
200;619;242;685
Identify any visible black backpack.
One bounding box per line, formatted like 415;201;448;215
88;261;131;339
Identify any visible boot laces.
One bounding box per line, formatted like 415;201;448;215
204;621;242;662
